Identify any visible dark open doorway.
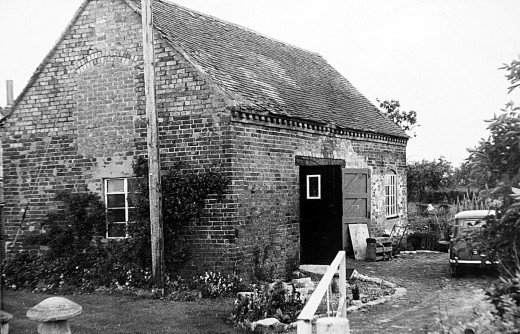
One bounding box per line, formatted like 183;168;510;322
299;165;342;264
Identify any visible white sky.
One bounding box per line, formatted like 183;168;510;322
1;0;519;166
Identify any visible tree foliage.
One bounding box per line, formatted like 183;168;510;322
26;191;106;256
468;55;520;279
466;57;520;189
467;109;520;189
502;57;520;94
407;157;455;201
132;157;230;271
453;161;473;187
377;99;418;136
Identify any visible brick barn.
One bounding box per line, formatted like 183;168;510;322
1;0;408;277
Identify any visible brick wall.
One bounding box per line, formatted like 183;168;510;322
226;111;407;277
1;0;234;259
1;0;407;280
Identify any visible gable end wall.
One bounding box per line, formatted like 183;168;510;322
1;0;237;273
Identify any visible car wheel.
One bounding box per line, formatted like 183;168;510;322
451;264;458;277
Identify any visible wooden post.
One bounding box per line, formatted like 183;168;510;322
339;252;347;318
0;203;3;311
141;0;164;291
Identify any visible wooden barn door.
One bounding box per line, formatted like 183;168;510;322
342;169;371;252
299;165;342;264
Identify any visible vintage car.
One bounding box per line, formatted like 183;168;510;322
449;210;497;277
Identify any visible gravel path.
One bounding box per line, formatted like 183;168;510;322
345;252;497;334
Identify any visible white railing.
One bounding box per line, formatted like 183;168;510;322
297;251;349;334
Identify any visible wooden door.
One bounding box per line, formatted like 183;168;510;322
299;165;342;264
342;169;371;251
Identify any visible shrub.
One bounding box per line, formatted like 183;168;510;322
132;158;230;273
230;281;305;325
440;56;520;333
26;191;106;254
470;190;520;277
191;271;249;298
438;299;520;333
3;191;110;293
486;271;520;318
3;158;230;296
252;245;275;283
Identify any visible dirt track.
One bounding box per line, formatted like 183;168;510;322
346;252;497;334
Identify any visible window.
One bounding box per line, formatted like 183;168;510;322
105;178;136;238
385;171;398;218
306;175;321;199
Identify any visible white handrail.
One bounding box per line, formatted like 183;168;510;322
297;251;347;334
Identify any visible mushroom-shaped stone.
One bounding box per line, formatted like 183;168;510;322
26;297;82;334
1;310;13;334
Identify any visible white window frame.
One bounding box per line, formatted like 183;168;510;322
385;171;398;218
306;174;321;199
104;178;134;238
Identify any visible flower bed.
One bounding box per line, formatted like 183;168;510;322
230;271;402;333
314;272;397;316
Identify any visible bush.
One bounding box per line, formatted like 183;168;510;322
230;281;304;326
438;296;520;333
470;191;520;277
486;271;520;318
3;161;231;296
132;158;229;273
252;245;275;283
440;56;520;333
26;191;106;254
419;189;474;204
3;191;112;293
191;271;249;298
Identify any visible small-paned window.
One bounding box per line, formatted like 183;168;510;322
306;175;321;199
105;178;136;238
385;171;398;218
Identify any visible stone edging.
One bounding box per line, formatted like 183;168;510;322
400;250;445;254
247;271;407;332
346;270;406;313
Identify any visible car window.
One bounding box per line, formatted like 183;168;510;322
457;219;484;233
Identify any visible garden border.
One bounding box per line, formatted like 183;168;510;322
245;270;407;332
346;270;406;313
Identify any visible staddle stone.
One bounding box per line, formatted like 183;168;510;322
1;310;13;334
27;297;82;322
0;311;13;324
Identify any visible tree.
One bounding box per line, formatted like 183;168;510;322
467;56;520;278
470;56;520;184
453;161;473;187
467;109;520;189
466;57;520;189
377;99;418;136
407;157;455;201
502;57;520;94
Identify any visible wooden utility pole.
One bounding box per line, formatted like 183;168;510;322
141;0;164;291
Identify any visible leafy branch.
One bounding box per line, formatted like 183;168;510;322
377;99;419;136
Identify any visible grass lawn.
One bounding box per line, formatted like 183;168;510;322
3;290;245;334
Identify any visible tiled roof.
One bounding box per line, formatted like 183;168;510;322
137;0;407;138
